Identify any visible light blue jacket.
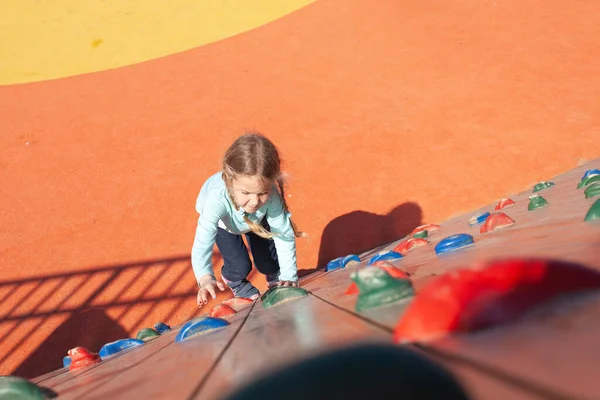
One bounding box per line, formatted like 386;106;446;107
191;172;298;284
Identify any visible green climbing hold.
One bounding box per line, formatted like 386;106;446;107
351;267;414;312
136;328;160;342
578;174;600;189
584;182;600;199
528;195;549;211
0;376;56;400
584;198;600;222
261;286;308;309
412;230;428;239
532;181;555;192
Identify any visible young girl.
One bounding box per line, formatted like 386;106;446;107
191;132;303;307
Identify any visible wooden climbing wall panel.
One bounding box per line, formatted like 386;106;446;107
31;159;600;399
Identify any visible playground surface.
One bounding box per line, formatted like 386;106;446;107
1;0;600;394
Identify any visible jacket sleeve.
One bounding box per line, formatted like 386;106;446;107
266;189;299;282
191;195;227;285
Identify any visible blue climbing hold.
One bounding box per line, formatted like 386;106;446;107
367;250;403;266
326;254;360;271
154;322;171;334
435;234;475;255
175;317;230;342
468;212;490;227
99;338;145;360
63;355;72;368
582;169;600;180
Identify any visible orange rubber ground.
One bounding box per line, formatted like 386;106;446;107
1;0;599;377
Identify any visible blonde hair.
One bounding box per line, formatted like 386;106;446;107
222;132;304;239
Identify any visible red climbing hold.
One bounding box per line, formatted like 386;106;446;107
371;261;410;279
68;347;101;371
494;198;515;210
411;224;441;238
393;259;600;343
344;282;360;295
480;212;515;234
393;238;429;255
345;262;410;295
222;297;254;311
209;303;237;318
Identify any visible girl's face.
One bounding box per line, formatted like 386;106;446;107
231;175;270;214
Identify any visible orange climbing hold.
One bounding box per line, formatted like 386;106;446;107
222;297;254;311
210;303;237;318
393;259;600;343
68;347;101;371
371;261;410;279
495;198;516;210
480;212;515;234
393;238;429;255
411;224;441;238
344;282;360;295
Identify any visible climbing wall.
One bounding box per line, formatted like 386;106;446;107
18;159;600;399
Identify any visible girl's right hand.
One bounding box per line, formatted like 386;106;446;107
197;275;226;307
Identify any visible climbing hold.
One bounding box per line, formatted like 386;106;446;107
480;212;515;234
222;297;254;311
99;338;145;360
351;267;414;312
326;254;360;271
0;376;57;400
136;328;160;342
411;224;441;238
393;259;600;343
532;181;555;192
367;250;403;265
578;174;600;189
175;317;230;342
494;198;515;210
584;198;600;222
468;212;490;227
261;286;308;309
582;169;600;180
345;263;409;296
344;282;360;295
371;261;410;279
393;238;429;255
209;303;237;318
67;347;101;371
412;230;428;239
154;322;171;334
584;182;600;199
62;356;71;368
434;234;474;255
528;194;549;211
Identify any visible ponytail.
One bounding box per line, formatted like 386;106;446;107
276;178;306;238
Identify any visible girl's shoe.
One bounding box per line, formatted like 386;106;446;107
222;277;260;300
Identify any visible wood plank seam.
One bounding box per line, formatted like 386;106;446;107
49;337;177;397
75;340;175;399
188;300;258;400
306;291;394;334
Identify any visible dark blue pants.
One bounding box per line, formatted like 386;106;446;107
216;220;280;283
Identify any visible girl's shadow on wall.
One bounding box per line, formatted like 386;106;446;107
316;202;422;269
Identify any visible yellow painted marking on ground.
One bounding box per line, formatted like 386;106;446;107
0;0;314;85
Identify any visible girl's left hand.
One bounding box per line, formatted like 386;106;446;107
277;281;299;287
